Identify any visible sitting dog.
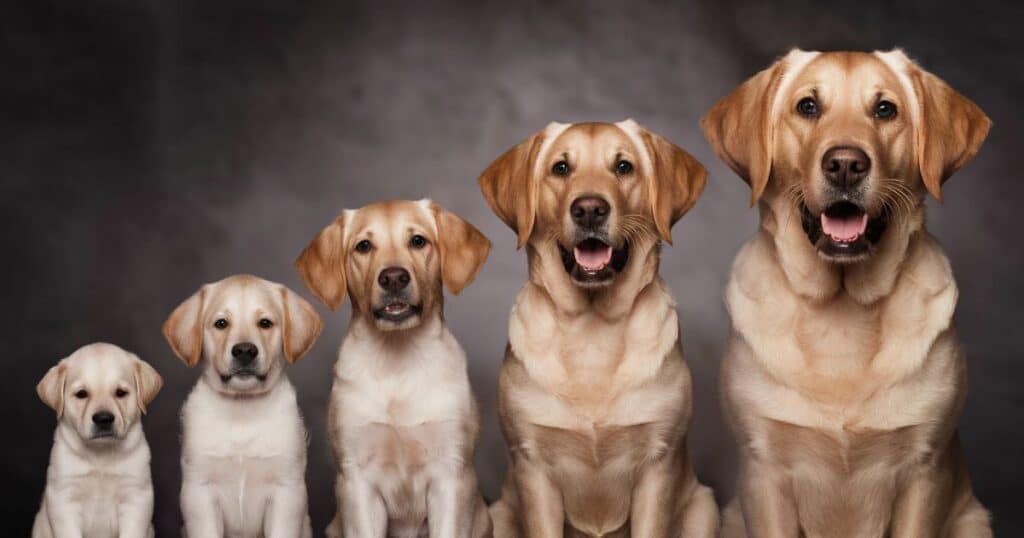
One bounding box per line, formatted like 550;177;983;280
296;199;492;538
33;342;163;538
479;120;719;537
701;49;992;537
164;274;322;538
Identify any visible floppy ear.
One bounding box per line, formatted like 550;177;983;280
37;361;67;418
431;202;491;294
132;356;163;414
163;287;206;367
702;51;807;206
478;126;549;249
906;60;991;201
636;127;707;244
295;213;348;310
279;286;322;363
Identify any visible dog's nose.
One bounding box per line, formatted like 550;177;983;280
378;267;411;292
231;342;258;365
822;146;871;187
92;411;115;426
570;196;610;229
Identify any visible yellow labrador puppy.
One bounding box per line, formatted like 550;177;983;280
702;49;992;537
33;342;163;538
479;120;718;537
164;274;322;538
296;199;492;538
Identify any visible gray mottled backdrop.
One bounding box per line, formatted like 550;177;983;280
4;0;1021;535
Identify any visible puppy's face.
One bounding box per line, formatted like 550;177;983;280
703;49;990;264
37;343;162;444
164;275;322;396
480;120;705;289
296;200;490;332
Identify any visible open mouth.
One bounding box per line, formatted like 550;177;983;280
801;201;888;261
372;301;422;323
558;237;630;286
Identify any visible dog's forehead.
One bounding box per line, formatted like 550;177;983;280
795;52;908;99
206;275;279;316
547;123;641;161
65;343;134;387
350;200;435;241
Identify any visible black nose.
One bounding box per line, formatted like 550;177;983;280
378;267;411;292
231;342;258;365
570;196;610;229
92;411;115;426
822;146;871;187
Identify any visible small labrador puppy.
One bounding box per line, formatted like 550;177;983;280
479;120;718;537
296;199;492;538
164;274;322;538
33;342;163;538
702;49;992;537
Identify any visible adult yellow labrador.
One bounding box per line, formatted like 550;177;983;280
479;120;719;537
702;49;992;537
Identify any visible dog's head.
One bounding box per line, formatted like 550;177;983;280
37;343;162;444
703;49;990;264
479;120;705;289
295;199;490;332
163;274;322;396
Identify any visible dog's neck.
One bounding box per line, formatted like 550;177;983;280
341;309;450;371
759;197;926;305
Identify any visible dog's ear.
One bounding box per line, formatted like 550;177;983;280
901;54;992;201
279;286;322;363
163;286;206;367
702;50;813;206
132;355;163;414
430;201;491;295
478;124;558;249
627;122;707;244
37;361;67;417
295;212;348;310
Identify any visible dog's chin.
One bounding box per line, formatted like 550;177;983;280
557;237;630;288
87;429;121;443
372;301;423;331
218;370;269;392
801;201;888;264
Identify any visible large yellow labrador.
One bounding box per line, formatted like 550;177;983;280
479;120;719;537
702;49;992;537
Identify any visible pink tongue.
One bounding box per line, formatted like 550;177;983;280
574;244;613;271
821;212;868;242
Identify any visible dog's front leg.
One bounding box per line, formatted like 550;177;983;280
338;470;387;537
888;462;949;538
511;453;563;538
630;456;681;537
42;490;83;538
263;482;310;538
180;478;224;537
737;458;798;538
117;486;154;538
427;467;477;538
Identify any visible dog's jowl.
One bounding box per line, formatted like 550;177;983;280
702;49;992;537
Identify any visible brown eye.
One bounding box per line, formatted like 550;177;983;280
551;160;570;177
796;97;819;118
75;390;88;399
874;100;897;119
355;239;373;253
258;318;274;329
115;388;128;398
214;318;228;330
409;234;428;249
615;160;634;175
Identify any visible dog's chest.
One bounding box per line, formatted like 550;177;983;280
64;470;137;534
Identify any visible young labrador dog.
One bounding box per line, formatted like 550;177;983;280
164;274;322;538
296;199;492;538
702;49;992;537
33;342;163;538
479;120;718;537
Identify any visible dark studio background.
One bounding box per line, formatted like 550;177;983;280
4;0;1021;535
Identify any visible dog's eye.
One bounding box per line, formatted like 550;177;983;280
258;318;274;329
874;100;897;120
551;160;570;177
409;234;428;249
213;318;229;330
355;239;373;253
115;388;128;398
74;390;88;399
615;160;634;175
796;97;820;118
